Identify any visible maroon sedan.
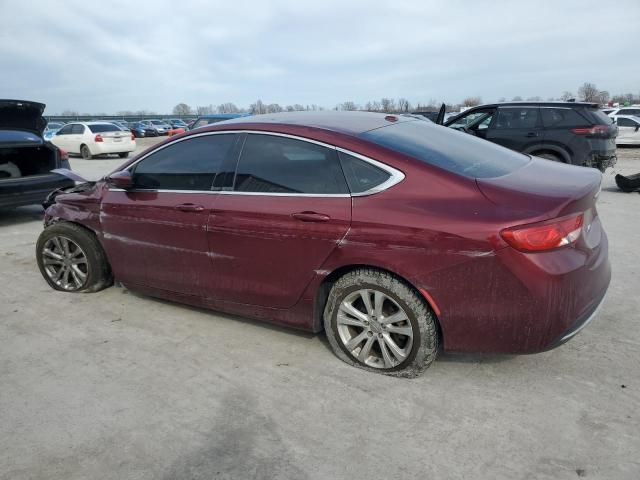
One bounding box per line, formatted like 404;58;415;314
37;112;610;376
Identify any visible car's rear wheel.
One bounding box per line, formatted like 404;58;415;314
80;144;93;160
323;269;438;377
36;222;112;293
118;152;129;158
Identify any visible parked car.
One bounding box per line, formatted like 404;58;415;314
608;106;640;117
43;121;66;141
37;111;610;376
51;122;136;159
0;99;74;208
412;111;439;122
167;119;189;129
611;115;640;145
444;102;618;171
140;119;171;135
110;120;130;130
190;113;250;130
600;108;617;116
129;121;156;138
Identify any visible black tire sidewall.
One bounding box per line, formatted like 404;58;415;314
81;145;91;160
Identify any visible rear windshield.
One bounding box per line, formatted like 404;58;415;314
588;109;615;125
88;124;121;133
360;120;530;179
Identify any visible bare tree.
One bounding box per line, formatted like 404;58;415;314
560;91;574;101
526;96;542;101
397;98;411;112
597;90;610;105
196;105;214;115
217;103;240;114
578;82;600;102
462;96;482;107
380;98;396;112
511;96;523;101
249;100;266;114
172;103;192;115
60;109;79;116
338;101;358;111
498;97;506;103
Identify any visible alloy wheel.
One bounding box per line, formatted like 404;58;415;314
336;289;414;369
41;236;89;290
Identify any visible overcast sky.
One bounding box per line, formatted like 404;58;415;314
1;0;638;114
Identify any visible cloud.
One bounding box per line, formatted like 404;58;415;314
0;0;638;113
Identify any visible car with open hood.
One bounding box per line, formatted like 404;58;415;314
0;100;74;208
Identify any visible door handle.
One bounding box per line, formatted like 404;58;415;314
175;203;205;212
292;211;331;222
525;132;539;138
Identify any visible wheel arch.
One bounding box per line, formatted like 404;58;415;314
525;144;572;164
312;264;443;344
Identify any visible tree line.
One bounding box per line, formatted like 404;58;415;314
58;82;639;116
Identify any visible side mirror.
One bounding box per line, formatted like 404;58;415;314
635;125;639;132
107;170;133;189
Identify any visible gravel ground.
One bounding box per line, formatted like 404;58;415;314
0;141;639;480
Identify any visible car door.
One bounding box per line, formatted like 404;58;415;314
484;106;542;151
100;132;241;296
69;124;86;154
51;124;73;150
615;117;639;143
205;132;352;308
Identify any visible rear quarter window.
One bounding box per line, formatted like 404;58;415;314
360;120;529;179
541;108;588;127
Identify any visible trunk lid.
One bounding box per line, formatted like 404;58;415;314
476;157;602;220
0;100;47;135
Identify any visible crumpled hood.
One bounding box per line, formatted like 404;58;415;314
0;99;47;135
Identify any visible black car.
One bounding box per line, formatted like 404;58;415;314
0;100;74;208
444;102;618;171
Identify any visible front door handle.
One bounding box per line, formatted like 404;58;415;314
525;132;539;138
292;211;331;222
175;203;204;212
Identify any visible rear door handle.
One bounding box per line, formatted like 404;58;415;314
525;132;539;138
292;211;331;222
175;203;205;212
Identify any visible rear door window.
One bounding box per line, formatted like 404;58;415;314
495;107;540;129
616;117;636;127
71;124;85;134
57;125;73;135
132;134;237;190
234;134;348;194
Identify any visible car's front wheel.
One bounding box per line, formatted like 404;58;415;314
36;222;112;293
323;269;438;377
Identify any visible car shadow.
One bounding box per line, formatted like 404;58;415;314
124;287;318;341
0;205;44;226
437;352;517;364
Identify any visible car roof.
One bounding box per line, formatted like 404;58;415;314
469;101;600;109
209;111;417;135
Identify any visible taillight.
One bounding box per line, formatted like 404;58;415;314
571;125;610;137
94;134;104;142
58;148;69;161
500;213;584;252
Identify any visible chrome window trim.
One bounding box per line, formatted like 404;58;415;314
115;129;405;197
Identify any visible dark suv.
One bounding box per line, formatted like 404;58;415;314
444;102;617;171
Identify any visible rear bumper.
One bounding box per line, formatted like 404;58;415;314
549;290;607;348
0;173;74;208
92;141;136;155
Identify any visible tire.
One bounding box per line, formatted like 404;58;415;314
80;144;93;160
118;152;129;158
536;152;562;162
323;268;438;378
36;222;113;293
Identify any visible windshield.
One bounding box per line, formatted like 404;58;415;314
360;120;530;179
151;120;165;125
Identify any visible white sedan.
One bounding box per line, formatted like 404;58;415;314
51;122;136;159
612;115;640;146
